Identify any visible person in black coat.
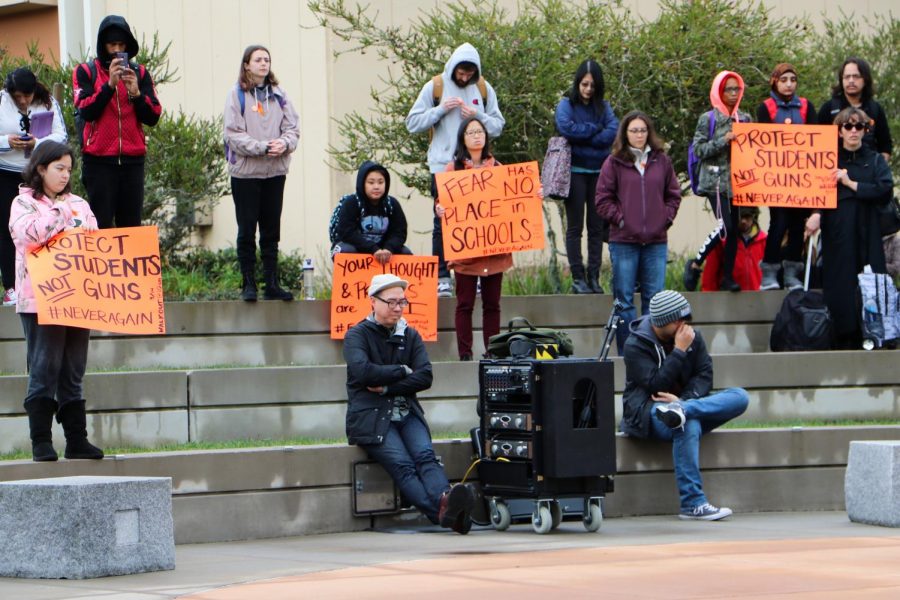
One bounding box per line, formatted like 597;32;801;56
818;57;892;162
331;161;411;264
342;274;474;533
805;107;894;349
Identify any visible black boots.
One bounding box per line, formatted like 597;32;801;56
263;268;293;301
57;401;104;460
25;398;58;462
240;271;258;302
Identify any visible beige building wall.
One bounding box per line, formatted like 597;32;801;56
50;0;899;263
0;6;59;59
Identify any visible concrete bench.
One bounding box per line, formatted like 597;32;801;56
0;476;175;579
845;441;900;527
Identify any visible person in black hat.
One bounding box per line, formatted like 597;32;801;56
72;15;162;229
620;290;749;521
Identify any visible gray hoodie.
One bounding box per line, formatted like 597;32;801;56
405;43;505;173
223;84;300;179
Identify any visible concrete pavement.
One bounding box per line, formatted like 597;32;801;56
2;511;899;599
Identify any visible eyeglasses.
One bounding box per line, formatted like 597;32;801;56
627;128;648;134
841;122;867;131
374;296;409;309
723;86;741;94
465;129;486;137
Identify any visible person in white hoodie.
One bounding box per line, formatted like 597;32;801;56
406;43;505;296
0;67;67;306
223;44;300;302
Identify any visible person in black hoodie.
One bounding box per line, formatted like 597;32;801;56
805;107;893;349
818;57;892;163
622;290;748;521
331;161;410;264
72;15;162;229
343;274;474;533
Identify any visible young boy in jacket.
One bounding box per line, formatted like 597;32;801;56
621;290;749;520
343;274;475;533
701;207;767;292
73;15;162;229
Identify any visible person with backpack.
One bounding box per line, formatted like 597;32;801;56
0;67;67;307
435;116;512;361
701;206;767;292
755;63;817;291
682;71;753;292
805;107;893;349
595;111;680;352
223;44;300;302
555;59;619;294
818;58;892;163
72;15;162;230
405;43;505;298
330;161;411;262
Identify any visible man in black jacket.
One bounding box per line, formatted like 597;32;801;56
343;274;474;533
621;290;749;521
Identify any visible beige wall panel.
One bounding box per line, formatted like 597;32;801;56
0;8;59;59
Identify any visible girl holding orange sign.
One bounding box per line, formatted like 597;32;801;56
9;141;104;462
436;116;512;361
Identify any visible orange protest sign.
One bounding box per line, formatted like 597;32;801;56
330;253;438;341
435;161;545;261
730;123;838;209
26;226;165;335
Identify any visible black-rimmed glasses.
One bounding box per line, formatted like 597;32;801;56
374;296;409;309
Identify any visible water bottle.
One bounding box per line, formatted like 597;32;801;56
302;258;315;300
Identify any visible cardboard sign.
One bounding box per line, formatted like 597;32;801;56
331;253;438;341
730;123;838;209
435;161;545;260
27;226;166;335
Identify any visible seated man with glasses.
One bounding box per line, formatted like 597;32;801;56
343;273;475;533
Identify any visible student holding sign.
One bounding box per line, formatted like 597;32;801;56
805;107;893;349
555;59;619;294
9;142;104;462
683;71;753;292
818;58;892;163
436;116;512;361
0;68;67;307
755;63;817;291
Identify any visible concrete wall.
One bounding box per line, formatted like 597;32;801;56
2;426;897;543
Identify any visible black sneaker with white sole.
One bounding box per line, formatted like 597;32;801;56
679;503;733;521
656;401;686;429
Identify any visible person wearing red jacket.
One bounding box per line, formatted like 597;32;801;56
701;207;767;292
72;15;162;229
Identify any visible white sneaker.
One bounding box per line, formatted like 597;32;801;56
679;502;733;521
437;278;453;298
656;400;686;429
2;288;15;307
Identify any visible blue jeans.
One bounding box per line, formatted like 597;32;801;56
609;242;667;352
361;413;449;523
648;388;749;513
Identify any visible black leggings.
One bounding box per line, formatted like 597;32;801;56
763;207;810;263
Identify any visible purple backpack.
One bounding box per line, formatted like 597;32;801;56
687;111;716;195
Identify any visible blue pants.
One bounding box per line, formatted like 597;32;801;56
648;388;749;512
609;242;667;352
361;413;449;523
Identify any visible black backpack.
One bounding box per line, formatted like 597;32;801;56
770;289;834;351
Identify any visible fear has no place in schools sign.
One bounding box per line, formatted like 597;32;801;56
26;226;166;335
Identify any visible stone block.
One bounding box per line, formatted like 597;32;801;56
0;476;175;579
845;440;900;527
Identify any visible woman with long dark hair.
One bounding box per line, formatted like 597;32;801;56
0;67;67;306
554;59;619;293
224;44;301;302
596;111;681;351
436;116;512;360
10;142;103;461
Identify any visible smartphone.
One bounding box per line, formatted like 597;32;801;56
115;52;129;66
19;134;32;141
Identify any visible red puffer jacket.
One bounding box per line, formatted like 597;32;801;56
73;58;162;158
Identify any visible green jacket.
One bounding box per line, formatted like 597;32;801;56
692;108;752;198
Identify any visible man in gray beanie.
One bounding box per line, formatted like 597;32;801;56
621;289;749;520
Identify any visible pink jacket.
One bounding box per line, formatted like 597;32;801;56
9;187;98;314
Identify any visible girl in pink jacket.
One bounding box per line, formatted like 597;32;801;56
9;141;103;461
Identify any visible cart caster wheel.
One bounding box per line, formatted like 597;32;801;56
490;500;511;531
532;504;553;534
550;501;563;530
583;500;603;532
